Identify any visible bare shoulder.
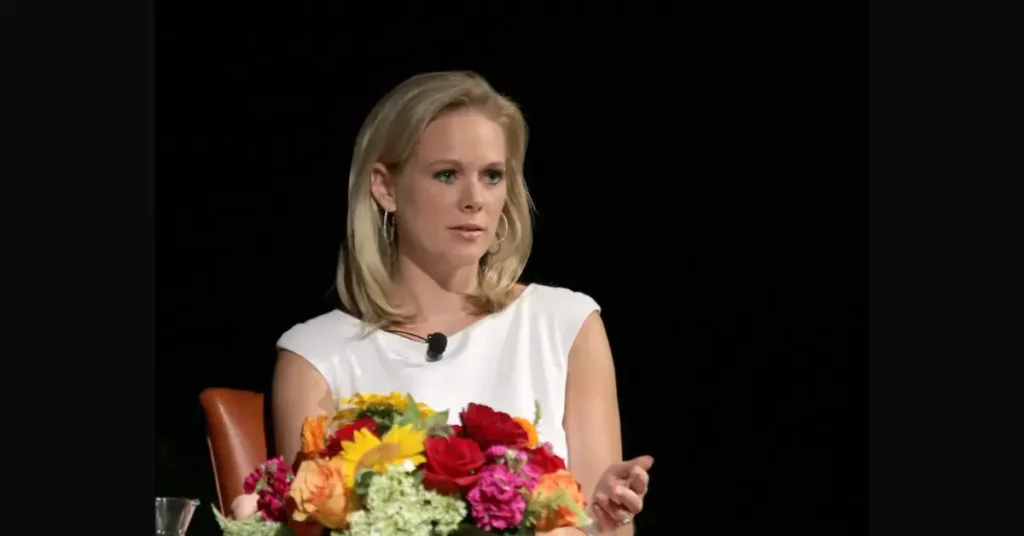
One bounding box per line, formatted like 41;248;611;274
570;311;612;362
272;350;332;408
524;283;602;321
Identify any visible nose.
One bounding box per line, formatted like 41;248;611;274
458;177;484;213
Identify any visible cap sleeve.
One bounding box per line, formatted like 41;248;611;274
276;321;339;397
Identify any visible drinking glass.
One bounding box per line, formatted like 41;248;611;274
155;497;199;536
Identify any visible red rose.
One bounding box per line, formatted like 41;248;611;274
450;424;463;437
321;418;377;458
420;435;486;494
525;444;566;475
459;403;529;450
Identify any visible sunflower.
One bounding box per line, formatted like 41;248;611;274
337;392;436;420
336;424;427;489
330;407;360;426
341;392;406;410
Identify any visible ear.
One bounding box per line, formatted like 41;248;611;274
369;163;397;212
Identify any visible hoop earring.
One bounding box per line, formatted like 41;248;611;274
496;212;509;243
489;213;509;254
381;208;395;243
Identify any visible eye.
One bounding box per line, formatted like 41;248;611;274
484;169;505;184
432;169;457;183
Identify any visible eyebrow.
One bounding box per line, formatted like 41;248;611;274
427;159;506;170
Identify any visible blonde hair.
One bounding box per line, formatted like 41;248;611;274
337;71;534;328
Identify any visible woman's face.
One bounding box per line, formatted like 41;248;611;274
373;109;509;269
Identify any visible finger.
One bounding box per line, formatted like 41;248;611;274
611;485;644;514
595;500;635;528
591;493;621;526
598;490;637;518
624;454;654;472
626;465;650;495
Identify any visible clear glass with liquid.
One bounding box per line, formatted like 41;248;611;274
155;497;199;536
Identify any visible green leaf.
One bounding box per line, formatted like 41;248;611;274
211;505;296;536
392;396;425;428
354;468;377;495
525;489;592;529
423;409;450;428
406;394;421;418
533;399;541;427
426;423;454;438
451;522;500;535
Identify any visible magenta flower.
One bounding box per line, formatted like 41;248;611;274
466;463;528;531
520;462;540;490
483;445;539;491
486;445;509;458
241;456;293;522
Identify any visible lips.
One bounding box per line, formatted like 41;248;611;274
450;224;484;232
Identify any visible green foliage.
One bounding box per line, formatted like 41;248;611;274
521;489;592;531
211;505;296;536
451;523;499;535
421;409;450;430
426;423;456;438
358;405;402;436
354;468;377;496
332;464;467;535
394;395;422;427
533;400;541;427
390;396;454;438
422;410;453;438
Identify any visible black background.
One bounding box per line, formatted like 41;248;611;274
155;6;865;535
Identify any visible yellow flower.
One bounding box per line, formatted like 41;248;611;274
336;424;427;489
331;407;359;426
336;392;436;419
341;391;405;409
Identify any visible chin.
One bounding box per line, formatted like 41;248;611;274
445;252;487;269
438;244;489;268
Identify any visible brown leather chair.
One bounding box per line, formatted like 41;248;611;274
199;388;268;513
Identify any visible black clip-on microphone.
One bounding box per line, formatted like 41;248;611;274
385;329;448;362
425;332;447;362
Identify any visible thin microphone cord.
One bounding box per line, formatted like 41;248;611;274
384;329;429;343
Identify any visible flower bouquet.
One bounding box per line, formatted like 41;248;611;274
214;392;592;535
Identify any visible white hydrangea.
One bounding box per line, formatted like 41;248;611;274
333;464;467;536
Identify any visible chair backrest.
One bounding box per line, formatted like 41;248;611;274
199;388;268;513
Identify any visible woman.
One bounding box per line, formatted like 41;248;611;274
242;71;652;535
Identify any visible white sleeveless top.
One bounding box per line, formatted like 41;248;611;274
276;284;599;465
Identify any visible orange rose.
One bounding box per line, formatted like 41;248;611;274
289;458;350;529
300;415;328;455
513;417;538;448
531;470;587;531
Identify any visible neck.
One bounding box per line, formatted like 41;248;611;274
390;252;479;325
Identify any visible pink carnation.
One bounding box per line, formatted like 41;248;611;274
466;463;528;531
242;456;293;522
486;445;509;458
519;462;540;489
484;445;539;490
